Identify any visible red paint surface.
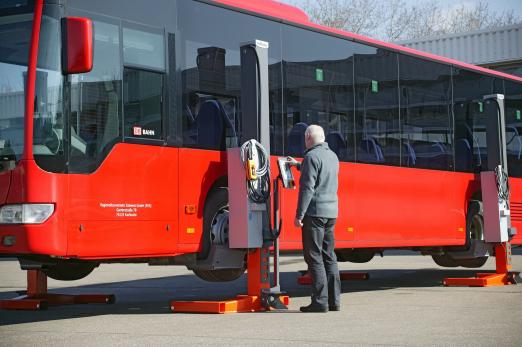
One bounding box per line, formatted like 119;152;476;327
0;170;10;204
1;145;521;259
65;17;93;74
66;144;179;258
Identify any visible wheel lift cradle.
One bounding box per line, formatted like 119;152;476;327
444;94;520;287
170;40;289;314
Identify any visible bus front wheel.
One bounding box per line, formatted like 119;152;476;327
193;186;245;282
43;261;97;281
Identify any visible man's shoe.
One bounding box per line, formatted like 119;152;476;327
329;306;341;311
299;304;328;313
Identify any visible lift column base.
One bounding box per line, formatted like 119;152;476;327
170;294;289;314
0;270;115;311
297;270;369;285
444;243;520;287
443;272;519;287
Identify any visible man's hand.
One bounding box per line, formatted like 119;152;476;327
294;218;303;228
286;156;301;169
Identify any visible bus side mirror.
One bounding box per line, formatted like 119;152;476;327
62;17;93;74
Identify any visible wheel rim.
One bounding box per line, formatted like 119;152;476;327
210;207;229;246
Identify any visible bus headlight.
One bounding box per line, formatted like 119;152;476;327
0;204;55;224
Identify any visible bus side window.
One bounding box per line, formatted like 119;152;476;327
69;19;122;174
354;50;400;166
123;68;163;141
453;69;504;172
399;54;453;171
505;81;522;178
122;24;166;142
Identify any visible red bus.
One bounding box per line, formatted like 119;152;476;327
1;0;521;282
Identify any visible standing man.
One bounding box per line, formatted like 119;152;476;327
294;124;341;313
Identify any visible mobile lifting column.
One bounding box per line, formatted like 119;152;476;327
444;94;520;287
0;269;115;311
170;40;289;313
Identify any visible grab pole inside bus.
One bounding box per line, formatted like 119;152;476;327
444;94;520;287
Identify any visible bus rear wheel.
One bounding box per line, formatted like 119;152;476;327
432;201;489;268
457;208;488;268
43;261;97;281
431;254;458;267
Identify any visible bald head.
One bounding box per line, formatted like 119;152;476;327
305;124;325;149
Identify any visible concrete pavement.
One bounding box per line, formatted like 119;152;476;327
1;250;521;346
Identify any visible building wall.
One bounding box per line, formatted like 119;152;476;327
399;24;522;77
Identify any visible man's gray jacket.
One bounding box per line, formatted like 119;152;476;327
296;142;339;220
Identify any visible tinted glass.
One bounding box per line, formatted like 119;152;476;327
453;69;504;172
282;25;362;161
355;49;400;165
0;9;33;166
32;9;66;172
69;19;122;173
505;80;522;177
123;26;165;71
178;1;283;153
399;55;453;170
124;68;163;140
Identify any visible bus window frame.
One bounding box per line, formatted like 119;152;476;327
121;20;167;146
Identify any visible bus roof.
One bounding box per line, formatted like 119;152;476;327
211;0;522;84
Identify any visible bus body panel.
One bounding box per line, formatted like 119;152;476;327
65;144;179;258
0;170;10;203
177;148;227;250
1;160;67;256
509;178;522;244
282;162;466;248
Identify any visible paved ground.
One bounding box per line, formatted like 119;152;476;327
1;249;521;346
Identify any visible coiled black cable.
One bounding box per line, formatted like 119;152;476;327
495;165;510;202
240;140;271;204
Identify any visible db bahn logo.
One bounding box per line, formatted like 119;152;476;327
133;126;156;136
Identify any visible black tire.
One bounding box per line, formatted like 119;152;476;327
458;256;488;268
198;187;229;260
335;249;374;263
193;269;245;282
432;254;458;267
43;261;97;281
436;200;488;268
194;186;245;282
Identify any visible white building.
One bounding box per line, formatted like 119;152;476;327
398;23;522;77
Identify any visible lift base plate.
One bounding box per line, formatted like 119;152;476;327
443;271;520;287
0;270;115;311
0;293;116;311
170;294;289;314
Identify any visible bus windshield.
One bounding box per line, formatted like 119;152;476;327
0;3;65;172
0;5;34;166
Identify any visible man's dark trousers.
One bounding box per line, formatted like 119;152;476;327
302;216;341;308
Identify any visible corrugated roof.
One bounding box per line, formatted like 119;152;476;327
398;23;522;66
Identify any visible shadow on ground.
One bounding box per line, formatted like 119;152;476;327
0;265;504;326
